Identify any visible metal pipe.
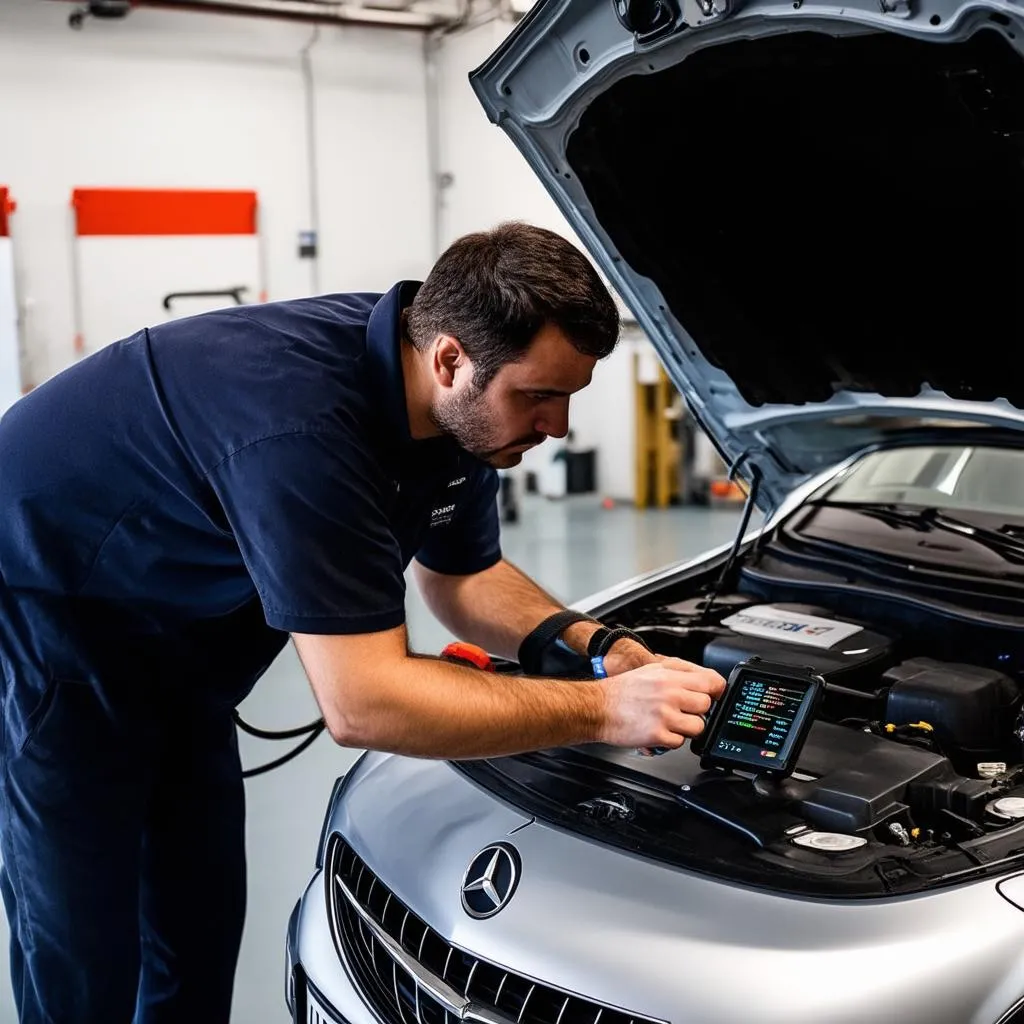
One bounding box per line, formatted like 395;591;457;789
423;0;471;255
299;25;322;294
423;29;443;258
59;0;459;30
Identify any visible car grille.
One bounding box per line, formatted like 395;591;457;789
326;835;662;1024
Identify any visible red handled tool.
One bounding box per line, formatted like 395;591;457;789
440;642;495;672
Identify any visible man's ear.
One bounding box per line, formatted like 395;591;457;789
432;335;469;390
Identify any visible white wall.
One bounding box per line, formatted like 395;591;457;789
0;0;434;386
0;2;647;498
434;17;651;501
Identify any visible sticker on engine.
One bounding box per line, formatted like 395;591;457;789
720;605;864;649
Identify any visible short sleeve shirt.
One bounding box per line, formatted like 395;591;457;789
0;282;501;696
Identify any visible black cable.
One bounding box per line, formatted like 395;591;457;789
232;710;323;741
700;454;762;624
241;720;327;779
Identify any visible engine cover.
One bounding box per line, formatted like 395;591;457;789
700;602;897;719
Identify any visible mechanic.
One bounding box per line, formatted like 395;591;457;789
0;221;725;1024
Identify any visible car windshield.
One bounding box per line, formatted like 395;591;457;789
821;445;1024;518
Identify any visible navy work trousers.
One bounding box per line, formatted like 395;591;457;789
0;671;247;1023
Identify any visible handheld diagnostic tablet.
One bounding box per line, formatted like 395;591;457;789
699;659;825;779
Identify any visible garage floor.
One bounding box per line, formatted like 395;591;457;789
0;495;750;1024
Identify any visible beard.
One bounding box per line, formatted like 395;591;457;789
430;386;544;467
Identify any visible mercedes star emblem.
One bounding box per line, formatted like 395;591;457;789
461;843;521;919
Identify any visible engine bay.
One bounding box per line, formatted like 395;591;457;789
458;550;1024;898
617;592;1023;829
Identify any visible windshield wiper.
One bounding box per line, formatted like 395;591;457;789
807;501;1024;562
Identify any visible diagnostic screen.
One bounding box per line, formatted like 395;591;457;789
708;674;814;772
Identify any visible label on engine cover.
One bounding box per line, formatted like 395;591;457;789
721;605;864;649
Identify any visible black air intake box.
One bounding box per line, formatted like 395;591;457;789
883;657;1022;769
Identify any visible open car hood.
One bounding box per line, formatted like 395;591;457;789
470;0;1024;508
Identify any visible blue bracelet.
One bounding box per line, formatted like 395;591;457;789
591;655;607;679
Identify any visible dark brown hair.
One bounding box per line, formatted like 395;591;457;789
405;221;620;388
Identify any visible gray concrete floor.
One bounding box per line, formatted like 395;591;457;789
0;496;750;1023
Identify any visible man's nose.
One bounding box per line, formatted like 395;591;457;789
536;400;570;439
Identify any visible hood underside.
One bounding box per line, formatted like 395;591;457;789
471;2;1024;505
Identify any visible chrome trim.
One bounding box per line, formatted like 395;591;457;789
995;996;1024;1024
493;974;509;1008
464;1007;515;1024
393;960;409;1024
334;872;471;1017
516;985;535;1024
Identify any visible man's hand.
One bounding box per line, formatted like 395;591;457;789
601;642;724;754
598;661;726;751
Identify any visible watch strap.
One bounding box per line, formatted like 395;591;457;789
593;626;651;659
586;627;612;658
517;609;598;675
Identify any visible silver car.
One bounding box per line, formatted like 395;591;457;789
287;2;1024;1021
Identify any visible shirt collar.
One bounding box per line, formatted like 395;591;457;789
365;280;422;447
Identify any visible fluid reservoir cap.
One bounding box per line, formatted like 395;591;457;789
991;797;1024;820
792;831;867;852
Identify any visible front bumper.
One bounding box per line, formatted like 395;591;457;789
286;873;380;1024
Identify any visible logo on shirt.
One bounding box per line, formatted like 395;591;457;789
431;503;457;527
448;476;466;488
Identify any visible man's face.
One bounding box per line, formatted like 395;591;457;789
430;323;597;469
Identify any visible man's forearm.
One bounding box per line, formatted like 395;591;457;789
334;654;608;758
293;626;723;760
413;558;600;661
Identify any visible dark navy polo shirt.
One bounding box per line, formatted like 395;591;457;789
0;282;501;701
